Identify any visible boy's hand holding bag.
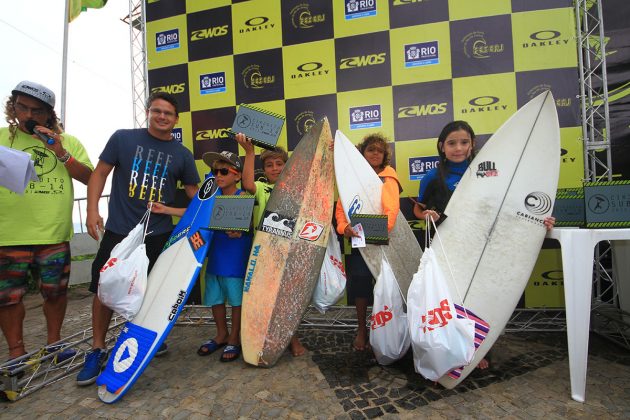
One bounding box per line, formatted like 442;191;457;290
98;208;152;321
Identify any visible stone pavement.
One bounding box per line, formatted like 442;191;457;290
2;286;630;419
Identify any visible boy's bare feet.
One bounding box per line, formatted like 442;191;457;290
352;329;370;351
290;336;306;357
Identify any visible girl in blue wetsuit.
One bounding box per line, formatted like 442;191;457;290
413;120;555;370
413;121;476;225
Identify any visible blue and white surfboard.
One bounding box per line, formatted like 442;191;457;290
96;176;219;403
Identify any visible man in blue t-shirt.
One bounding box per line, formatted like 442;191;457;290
77;92;200;386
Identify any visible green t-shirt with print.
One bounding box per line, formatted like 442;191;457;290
253;180;275;229
0;127;93;245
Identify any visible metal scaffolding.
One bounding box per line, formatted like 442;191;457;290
575;0;613;183
122;0;148;129
574;0;629;350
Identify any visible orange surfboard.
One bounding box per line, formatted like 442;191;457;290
241;118;334;367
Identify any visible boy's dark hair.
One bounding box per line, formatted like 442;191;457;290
260;146;288;165
146;92;179;116
356;133;392;169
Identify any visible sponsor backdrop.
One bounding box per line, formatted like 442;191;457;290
146;0;582;308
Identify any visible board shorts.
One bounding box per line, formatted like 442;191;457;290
90;229;171;293
345;247;374;305
204;273;244;307
0;242;71;307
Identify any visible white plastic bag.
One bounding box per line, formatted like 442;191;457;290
407;226;475;380
98;210;150;321
312;227;346;313
369;256;411;365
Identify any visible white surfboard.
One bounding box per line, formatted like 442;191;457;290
334;130;422;298
432;91;560;388
96;176;218;403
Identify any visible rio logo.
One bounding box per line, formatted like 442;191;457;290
421;299;453;333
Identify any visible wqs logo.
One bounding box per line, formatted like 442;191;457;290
290;3;326;29
409;156;439;181
200;72;226;95
349;104;381;130
462;31;504;59
156;29;179;52
345;0;377;20
171;128;183;144
190;25;228;41
397;102;447;118
151;83;186;95
339;53;386;69
405;41;439;67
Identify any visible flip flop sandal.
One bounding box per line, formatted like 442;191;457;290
219;345;241;363
197;339;226;356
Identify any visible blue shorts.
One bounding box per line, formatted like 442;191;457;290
204;273;243;307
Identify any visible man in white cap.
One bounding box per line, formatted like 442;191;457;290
0;81;93;368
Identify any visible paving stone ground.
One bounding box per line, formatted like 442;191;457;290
2;286;630;419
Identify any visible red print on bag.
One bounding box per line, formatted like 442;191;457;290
298;222;324;241
100;258;118;273
421;299;453;333
370;305;393;330
329;255;346;277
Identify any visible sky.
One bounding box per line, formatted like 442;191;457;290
0;0;134;199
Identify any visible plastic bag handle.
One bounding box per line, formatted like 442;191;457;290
426;215;471;321
141;204;153;243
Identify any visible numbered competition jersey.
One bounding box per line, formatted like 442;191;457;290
0;127;93;245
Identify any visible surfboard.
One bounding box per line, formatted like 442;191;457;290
334;130;422;298
432;91;560;388
241;118;334;367
96;176;218;403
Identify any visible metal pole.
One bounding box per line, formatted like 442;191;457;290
60;0;71;128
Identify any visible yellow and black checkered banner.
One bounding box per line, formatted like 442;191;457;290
146;0;583;308
145;0;583;192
